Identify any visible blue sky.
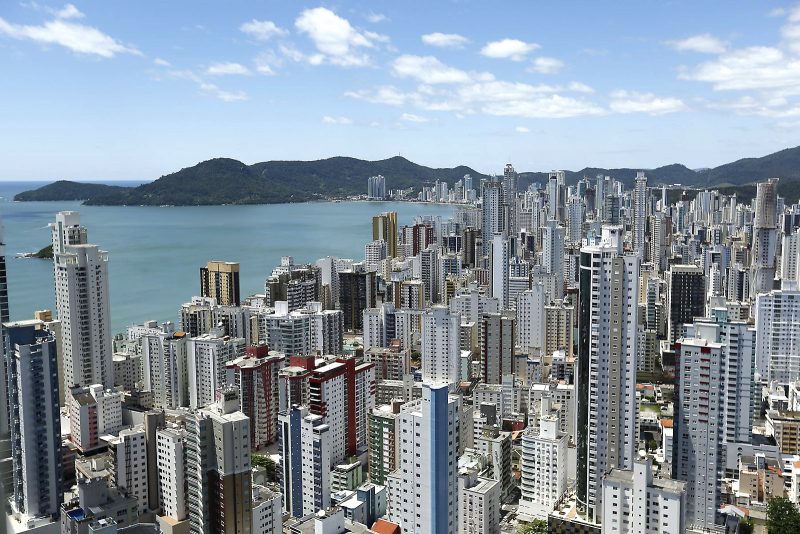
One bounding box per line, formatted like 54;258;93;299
1;1;800;181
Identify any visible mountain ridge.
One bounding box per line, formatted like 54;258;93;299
13;145;800;206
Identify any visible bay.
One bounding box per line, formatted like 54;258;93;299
0;181;456;332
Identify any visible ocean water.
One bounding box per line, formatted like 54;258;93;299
0;181;456;332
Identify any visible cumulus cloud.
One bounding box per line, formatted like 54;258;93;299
322;115;353;124
480;38;539;61
680;46;800;91
609;90;686;115
293;7;385;67
667;33;727;54
55;4;84;20
0;14;140;57
206;62;251;76
421;32;469;48
529;56;564;74
240;19;287;41
392;54;493;84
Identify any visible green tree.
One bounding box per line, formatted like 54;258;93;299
767;497;800;534
252;454;278;483
516;519;547;534
738;517;753;534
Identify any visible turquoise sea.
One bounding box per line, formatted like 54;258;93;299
0;182;456;332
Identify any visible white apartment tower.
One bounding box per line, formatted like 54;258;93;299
387;383;460;534
156;426;189;523
632;171;648;256
458;469;501;534
673;337;726;531
577;226;639;523
51;211;113;391
490;234;510;309
755;283;800;384
482;181;504;257
519;406;568;520
187;327;245;409
601;459;686;534
421;306;461;387
108;426;149;514
750;178;779;298
516;283;546;354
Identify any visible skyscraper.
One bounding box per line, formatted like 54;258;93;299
387;383;460;534
750;178;779;298
666;265;705;344
339;267;377;331
421;306;461;387
480;312;515;384
490;234;510;309
5;320;63;521
51;211;113;391
186;387;252;534
632;171;648;256
367;175;387;199
577;226;639;522
200;260;241;306
372;211;398;258
755;284;800;383
502;164;518;236
482;181;504;257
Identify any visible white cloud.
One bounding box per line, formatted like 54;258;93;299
366;12;388;23
55;4;83;19
609;90;686;115
480;38;539;61
392;54;493;84
421;32;469;49
529;56;564;74
168;69;248;102
515;126;530;133
200;83;248;102
401;112;429;123
348;79;604;119
0;16;140;57
294;7;384;67
255;50;282;75
680;46;800;90
322;115;353;125
153;57;171;67
206;62;251;76
568;81;595;93
239;19;287;41
667;33;727;54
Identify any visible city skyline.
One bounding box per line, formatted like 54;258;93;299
2;1;800;181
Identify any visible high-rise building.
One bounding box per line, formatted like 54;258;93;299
373;211;398;258
308;361;347;463
458;468;501;534
490;234;510;309
542;220;565;298
517;284;546;354
672;338;726;530
339;268;377;331
156;426;189;529
200;260;241;306
421;306;461;387
502;164;518;237
577;226;639;522
186;387;252;534
367;402;401;486
51;211;113;391
750;178;779;298
107;426;149;514
142;325;189;409
187;327;245;409
482;181;504;257
519;405;567;520
68;383;123;452
364;240;388;272
602;459;686;534
420;246;440;304
226;345;284;450
386;383;460;534
755;283;800;384
480;312;515;384
367;175;387;200
666;265;705;344
5;320;63;521
632;171;648;256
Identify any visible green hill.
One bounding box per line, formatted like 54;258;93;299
13;145;800;206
